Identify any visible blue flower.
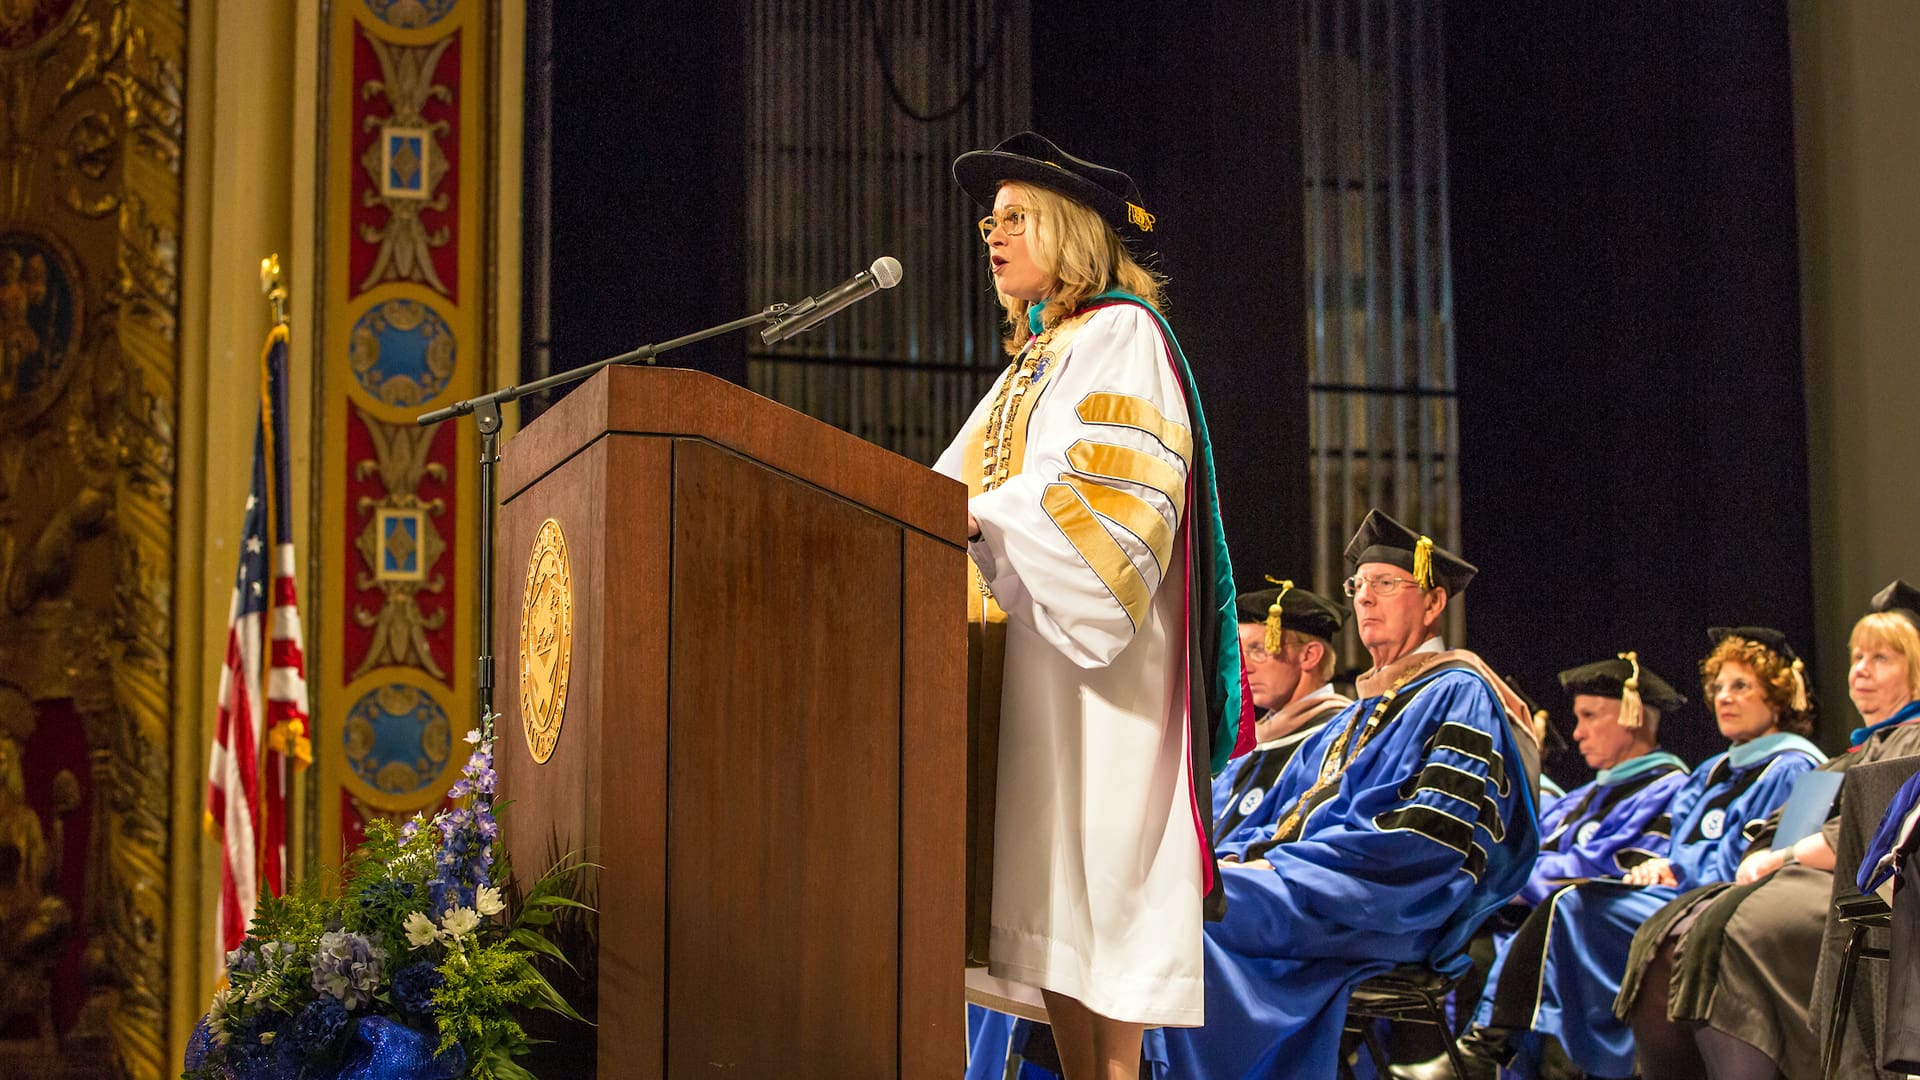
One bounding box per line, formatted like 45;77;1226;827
392;960;444;1018
228;1010;284;1074
289;996;351;1056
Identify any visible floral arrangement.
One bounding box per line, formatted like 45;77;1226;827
185;728;588;1080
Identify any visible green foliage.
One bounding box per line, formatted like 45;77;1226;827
187;734;589;1079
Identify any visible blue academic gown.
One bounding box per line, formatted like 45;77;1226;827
1149;663;1541;1080
1468;751;1689;1031
1211;690;1349;847
1519;751;1690;908
1490;732;1824;1078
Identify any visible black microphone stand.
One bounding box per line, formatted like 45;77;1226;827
416;303;789;743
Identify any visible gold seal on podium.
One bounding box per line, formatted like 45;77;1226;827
518;518;574;764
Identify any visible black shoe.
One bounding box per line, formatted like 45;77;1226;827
1389;1026;1506;1080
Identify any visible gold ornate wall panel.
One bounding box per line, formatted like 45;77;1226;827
0;1;182;1078
317;0;493;865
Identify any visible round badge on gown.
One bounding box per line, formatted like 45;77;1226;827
1238;789;1264;816
1699;808;1727;840
1576;820;1601;846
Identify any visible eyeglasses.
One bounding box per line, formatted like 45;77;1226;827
1707;677;1759;699
1343;573;1422;598
977;206;1031;242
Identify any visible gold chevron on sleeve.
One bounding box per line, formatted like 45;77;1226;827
1076;392;1194;465
1066;440;1187;518
1042;482;1152;629
1062;475;1174;572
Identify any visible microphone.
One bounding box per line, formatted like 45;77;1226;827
760;257;903;345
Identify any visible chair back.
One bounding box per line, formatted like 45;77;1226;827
1811;756;1920;1076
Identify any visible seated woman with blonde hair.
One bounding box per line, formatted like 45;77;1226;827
1618;582;1920;1080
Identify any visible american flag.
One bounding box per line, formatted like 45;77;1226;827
207;324;312;959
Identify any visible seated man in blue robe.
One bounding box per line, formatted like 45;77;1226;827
1395;654;1692;1079
1480;628;1823;1079
1149;509;1542;1079
1212;581;1355;841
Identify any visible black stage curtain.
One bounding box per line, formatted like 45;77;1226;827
1033;0;1312;591
1445;4;1813;777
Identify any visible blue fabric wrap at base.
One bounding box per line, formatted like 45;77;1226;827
1082;290;1248;773
187;1015;466;1080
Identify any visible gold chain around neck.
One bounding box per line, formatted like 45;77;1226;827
1267;654;1439;844
977;321;1071;495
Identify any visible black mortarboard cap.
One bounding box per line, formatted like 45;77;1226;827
953;132;1157;243
1708;626;1800;662
1505;674;1568;755
1707;626;1811;713
1342;508;1477;594
1871;579;1920;634
1235;580;1346;646
1558;655;1688;713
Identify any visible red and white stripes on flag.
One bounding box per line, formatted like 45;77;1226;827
207;324;312;960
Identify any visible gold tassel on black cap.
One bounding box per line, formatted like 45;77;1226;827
1263;575;1293;655
1790;658;1810;714
1413;536;1435;590
1617;650;1645;729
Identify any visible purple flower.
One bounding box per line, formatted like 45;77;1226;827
427;736;501;915
309;930;387;1009
225;946;258;975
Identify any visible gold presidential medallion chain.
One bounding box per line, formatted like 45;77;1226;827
971;320;1071;609
977;321;1067;495
1268;654;1438;844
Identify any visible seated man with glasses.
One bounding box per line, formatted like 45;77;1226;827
1151;509;1542;1079
1396;654;1692;1080
1210;580;1355;844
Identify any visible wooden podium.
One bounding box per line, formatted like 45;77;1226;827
494;366;967;1078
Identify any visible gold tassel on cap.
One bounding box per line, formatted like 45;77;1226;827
1790;658;1810;714
1263;575;1293;655
1413;536;1435;590
1616;650;1645;729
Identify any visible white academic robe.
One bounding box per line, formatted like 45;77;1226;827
935;302;1204;1026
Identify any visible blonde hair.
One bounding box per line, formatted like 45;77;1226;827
1283;630;1338;682
994;181;1167;356
1851;612;1920;699
1700;636;1816;737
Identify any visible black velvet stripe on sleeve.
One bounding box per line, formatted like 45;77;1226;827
1426;720;1510;796
1374;802;1477;856
1397;761;1506;843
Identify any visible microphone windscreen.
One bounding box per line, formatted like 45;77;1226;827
870;256;903;290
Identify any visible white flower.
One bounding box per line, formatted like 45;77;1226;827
404;910;438;949
475;885;505;917
464;728;481;745
207;988;235;1044
441;906;480;940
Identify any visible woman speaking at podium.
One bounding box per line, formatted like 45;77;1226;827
934;132;1247;1079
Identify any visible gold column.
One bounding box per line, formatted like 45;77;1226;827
0;1;187;1077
